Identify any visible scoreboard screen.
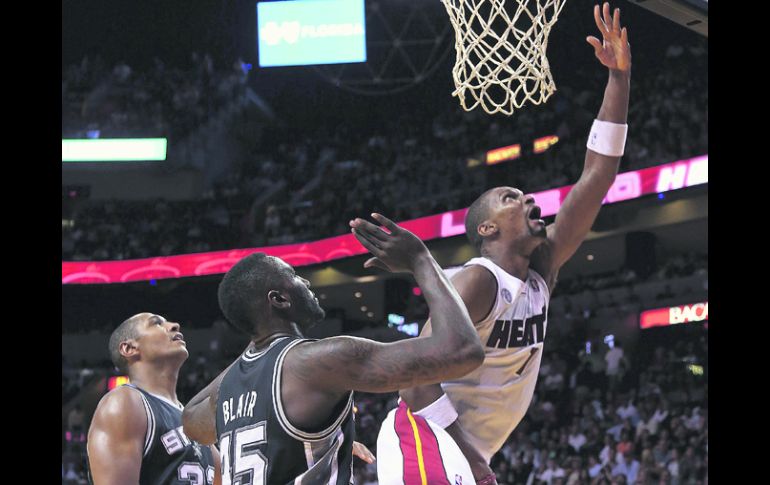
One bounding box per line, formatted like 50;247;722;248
257;0;366;67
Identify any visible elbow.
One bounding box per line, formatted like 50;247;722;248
449;340;485;376
181;409;201;443
182;407;216;446
462;342;486;369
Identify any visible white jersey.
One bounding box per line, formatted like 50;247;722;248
441;257;550;462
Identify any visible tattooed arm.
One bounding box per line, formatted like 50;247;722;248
280;214;484;429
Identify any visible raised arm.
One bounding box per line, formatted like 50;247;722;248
532;2;632;289
283;213;484;395
87;387;147;485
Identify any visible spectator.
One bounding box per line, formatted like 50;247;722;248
63;462;80;485
666;448;681;485
567;424;587;452
616;430;634;458
67;404;85;441
588;455;603;479
600;435;618;466
612;452;641;484
616;397;638;427
538;457;566;485
605;340;626;390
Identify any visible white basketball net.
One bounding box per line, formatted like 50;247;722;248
441;0;567;115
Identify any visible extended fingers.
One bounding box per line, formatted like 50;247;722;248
612;7;621;33
602;3;613;32
593;4;608;35
353;228;384;257
586;36;603;56
371;213;399;234
350;218;389;242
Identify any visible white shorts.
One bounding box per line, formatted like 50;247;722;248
376;401;474;485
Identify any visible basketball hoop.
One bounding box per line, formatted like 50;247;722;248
441;0;567;115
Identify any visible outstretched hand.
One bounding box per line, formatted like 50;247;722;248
350;213;430;274
587;2;631;72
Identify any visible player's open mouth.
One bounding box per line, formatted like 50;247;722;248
528;205;545;225
172;333;185;343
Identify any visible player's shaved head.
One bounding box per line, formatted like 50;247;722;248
218;253;293;336
465;188;496;250
108;313;145;373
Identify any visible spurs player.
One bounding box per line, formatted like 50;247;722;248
181;214;485;484
357;3;633;482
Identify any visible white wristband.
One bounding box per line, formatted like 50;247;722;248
412;394;459;429
587;119;628;157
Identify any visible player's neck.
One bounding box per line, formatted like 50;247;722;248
251;320;303;351
250;330;299;351
129;364;181;404
482;246;530;281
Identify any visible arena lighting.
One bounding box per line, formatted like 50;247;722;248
533;135;559;154
481;134;560;167
396;323;419;337
486;144;522;165
639;301;708;329
107;376;130;391
62;138;167;162
603;334;615;349
388;314;406;325
62;155;707;284
687;364;704;376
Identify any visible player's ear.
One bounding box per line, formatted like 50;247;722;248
119;340;139;359
478;220;498;238
268;290;291;310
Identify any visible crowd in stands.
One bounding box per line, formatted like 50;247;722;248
62;39;706;261
62;179;251;260
556;252;708;298
62;357;97;406
62;53;249;140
